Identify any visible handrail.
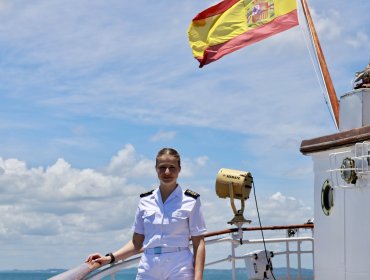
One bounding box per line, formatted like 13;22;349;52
205;223;314;238
49;223;314;280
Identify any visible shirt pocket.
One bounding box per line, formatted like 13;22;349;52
171;210;188;224
142;210;156;224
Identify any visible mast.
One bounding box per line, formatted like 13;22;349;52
301;0;340;129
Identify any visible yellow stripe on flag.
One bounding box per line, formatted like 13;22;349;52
188;0;299;67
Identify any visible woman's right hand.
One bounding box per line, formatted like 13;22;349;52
85;253;111;266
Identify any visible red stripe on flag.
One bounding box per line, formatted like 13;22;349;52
198;9;299;67
193;0;240;21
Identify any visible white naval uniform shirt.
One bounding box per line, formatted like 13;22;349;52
132;185;207;249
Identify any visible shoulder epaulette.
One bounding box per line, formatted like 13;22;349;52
140;189;154;198
184;189;200;199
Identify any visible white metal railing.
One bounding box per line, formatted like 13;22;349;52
328;141;370;189
80;224;314;280
205;236;313;280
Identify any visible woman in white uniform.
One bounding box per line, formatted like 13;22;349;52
86;148;207;280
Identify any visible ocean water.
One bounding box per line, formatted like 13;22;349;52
0;268;313;280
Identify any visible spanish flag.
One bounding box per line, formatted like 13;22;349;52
188;0;299;67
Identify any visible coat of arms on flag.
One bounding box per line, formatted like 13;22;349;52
247;0;276;27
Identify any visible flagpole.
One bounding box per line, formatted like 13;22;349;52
300;0;340;130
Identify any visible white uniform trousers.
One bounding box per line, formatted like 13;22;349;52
136;248;194;280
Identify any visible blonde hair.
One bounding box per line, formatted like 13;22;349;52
156;148;181;167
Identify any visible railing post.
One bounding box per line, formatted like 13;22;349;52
312;229;315;280
286;230;291;280
298;240;302;280
231;233;237;280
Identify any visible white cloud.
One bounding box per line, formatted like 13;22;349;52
0;0;9;12
180;156;211;178
189;181;313;231
0;156;132;239
346;31;370;48
0;148;312;234
150;130;177;142
105;144;156;178
2;206;63;236
313;9;342;40
196;156;209;166
53;137;98;148
257;192;312;224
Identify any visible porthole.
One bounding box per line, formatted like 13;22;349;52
340;157;357;184
321;180;334;216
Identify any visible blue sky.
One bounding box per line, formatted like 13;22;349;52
0;0;369;270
